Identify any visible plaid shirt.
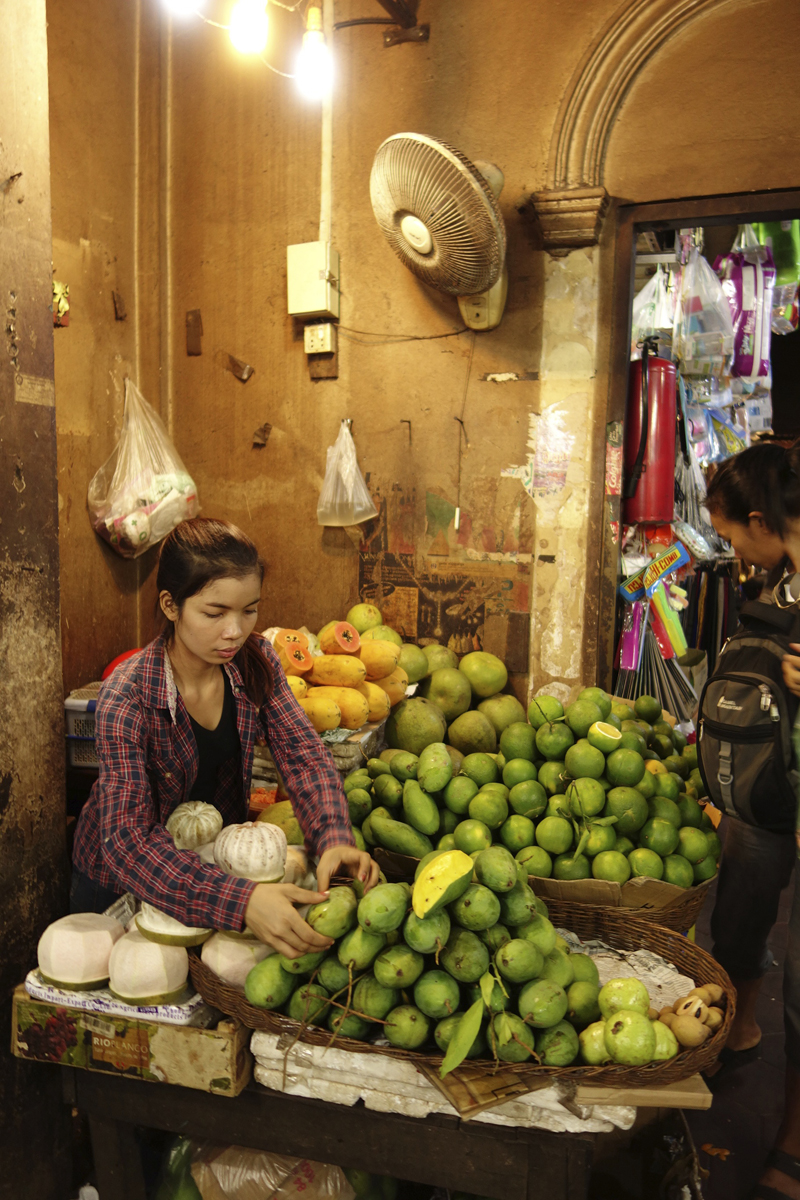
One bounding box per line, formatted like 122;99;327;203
72;635;354;931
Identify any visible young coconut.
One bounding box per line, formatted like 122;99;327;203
671;1014;711;1047
674;995;709;1024
704;1007;725;1032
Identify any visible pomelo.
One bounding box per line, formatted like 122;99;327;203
386;697;448;756
653;773;681;802
478;693;526;735
678;795;703;828
683;744;699;770
676;826;710;865
458;651;508;698
527;696;564;729
346;603;383;634
397;643;428;684
648;796;681;828
619;730;648;755
553;852;591;881
644;759;667;776
693;855;718;883
537;761;568;796
443;775;479;814
453;819;493;854
422;644;459;674
448;711;497;756
584;823;617;857
652;734;674;759
361;624;403;647
611;700;635;722
705;830;722;860
499;721;537;762
663;754;689;780
567;777;607;819
499;815;535;854
565;699;604;739
614;836;635;856
503;759;538;788
546;794;572;821
419;668;473;722
634;770;656;800
468;791;508;830
516;845;552;878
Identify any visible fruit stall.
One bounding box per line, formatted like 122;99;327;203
15;602;735;1200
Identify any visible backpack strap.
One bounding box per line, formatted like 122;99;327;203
739;600;800;642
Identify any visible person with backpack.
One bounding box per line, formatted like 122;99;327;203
702;442;800;1200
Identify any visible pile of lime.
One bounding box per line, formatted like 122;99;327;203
346;688;719;891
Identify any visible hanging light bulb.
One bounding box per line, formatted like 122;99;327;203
229;0;269;54
165;0;202;14
295;6;333;101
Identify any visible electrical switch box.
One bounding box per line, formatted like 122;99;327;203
287;242;340;319
304;323;336;354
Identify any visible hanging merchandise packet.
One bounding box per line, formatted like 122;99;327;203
715;225;776;384
672;248;735;378
755;219;800;335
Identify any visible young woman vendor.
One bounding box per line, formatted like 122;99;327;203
705;443;800;1200
70;517;379;960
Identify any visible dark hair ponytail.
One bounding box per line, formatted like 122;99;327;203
705;442;800;537
155;517;273;705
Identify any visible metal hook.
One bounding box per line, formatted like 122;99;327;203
454;416;469;448
401;419;412;445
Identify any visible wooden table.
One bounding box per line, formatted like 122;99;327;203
62;1070;596;1200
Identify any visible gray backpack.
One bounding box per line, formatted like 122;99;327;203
697;600;800;833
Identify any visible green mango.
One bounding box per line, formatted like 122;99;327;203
306;886;358;939
403;779;441;837
338;926;387;971
371;815;434;859
357;883;409;934
417;742;454;794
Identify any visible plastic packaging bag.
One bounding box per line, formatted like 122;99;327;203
672;249;734;377
714;225;776;383
87;379;200;558
317;419;378;527
630;266;673;357
190;1144;356;1200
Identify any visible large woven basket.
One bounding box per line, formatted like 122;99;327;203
189;905;734;1088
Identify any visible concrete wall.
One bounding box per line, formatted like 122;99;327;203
49;0;800;697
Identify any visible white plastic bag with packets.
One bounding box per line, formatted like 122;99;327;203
317;419;378;527
672;249;734;377
87;379;200;558
630;266;674;357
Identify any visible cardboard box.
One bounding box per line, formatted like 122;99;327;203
11;984;252;1096
528;874;712;912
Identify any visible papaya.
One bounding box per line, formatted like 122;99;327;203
358;641;402;682
356;681;392;723
308;655;368;688
298;694;341;732
274;628;309;655
286;676;308;701
373;666;409;707
370;814;434;859
308;687;370;730
319;621;361;655
278;643;314;676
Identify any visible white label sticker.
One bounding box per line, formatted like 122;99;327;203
15;374;55;407
741;265;756;312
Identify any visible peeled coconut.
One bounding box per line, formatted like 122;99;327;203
201;932;274;988
165;801;223;851
214;821;287;882
135;902;212;948
38;912;126;990
108;930;189;1006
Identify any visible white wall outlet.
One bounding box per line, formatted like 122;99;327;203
304;323;337;354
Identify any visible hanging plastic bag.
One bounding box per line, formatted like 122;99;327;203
714;225;776;383
754;220;800;334
672;249;734;377
87;379;200;558
630;267;673;357
317;419;378;527
190;1144;356;1200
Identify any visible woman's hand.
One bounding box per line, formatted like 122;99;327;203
244;882;333;959
783;644;800;697
317;844;380;893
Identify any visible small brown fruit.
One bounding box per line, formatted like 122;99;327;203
675;996;709;1023
648;1007;660;1021
659;1004;676;1020
689;986;713;1005
704;1007;724;1031
659;1011;677;1028
702;984;725;1005
671;1014;711;1048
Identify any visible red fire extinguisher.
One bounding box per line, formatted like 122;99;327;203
623;338;677;524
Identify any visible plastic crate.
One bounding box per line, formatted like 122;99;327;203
65;683;102;769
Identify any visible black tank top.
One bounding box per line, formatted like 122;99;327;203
187;671;240;806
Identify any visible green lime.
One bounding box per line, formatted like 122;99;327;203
638;817;679;857
648;796;681;828
689;767;706;798
592;851;631;884
461;753;499;788
535;816;573;856
677;795;703;828
546;794;572;821
634;770;656;800
503;759;538;788
535;722;575;761
565;700;604;739
663;755;689;781
653;720;674;741
693;855;718;883
517;845;552;878
621;718;654;747
499;815;535;854
508;779;548;818
705;830;721;859
597;776;612;792
652;734;674;759
553;852;591;881
668;771;685;792
604;787;649;836
682;744;698;769
587;722;623;754
537;761;568;796
480;781;510;800
437;834;456;851
499;722;537;762
578;687;612;720
611;701;635;722
468;791;508;830
440;809;459;833
614;836;635;856
527;696;564;730
605;748;645;787
628;848;664;880
443;775;479;814
567;777;607;819
564;739;606;780
494;752;507;770
634;694;662;724
672;729;688;752
652;773;680;802
618;730;648;755
605;712;622;731
453;819;493;854
662;854;694;888
676;826;710;865
584;823;617;857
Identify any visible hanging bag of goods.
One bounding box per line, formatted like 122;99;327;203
317;418;378;527
87;379;200;558
672;249;734;378
714;225;776;385
754;219;800;334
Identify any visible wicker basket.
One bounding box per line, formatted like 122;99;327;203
189;905;734;1088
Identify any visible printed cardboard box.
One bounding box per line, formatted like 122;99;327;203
11;985;251;1096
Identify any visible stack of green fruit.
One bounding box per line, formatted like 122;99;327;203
345;689;719;891
242;851;685;1074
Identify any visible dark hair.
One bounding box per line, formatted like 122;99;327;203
156;517;272;705
705;442;800;537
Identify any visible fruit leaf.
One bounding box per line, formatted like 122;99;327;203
574;829;590;859
440;998;484;1078
591;815;618;827
495;1012;513;1046
479;971;496;1009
